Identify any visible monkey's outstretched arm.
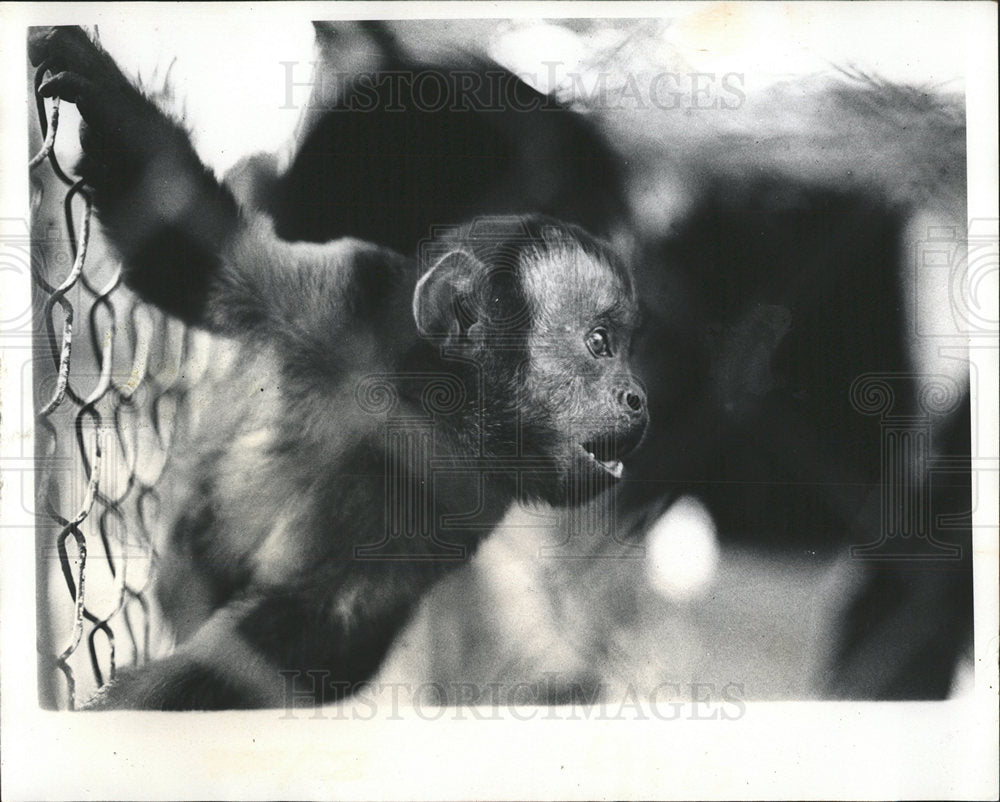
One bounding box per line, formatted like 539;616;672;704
29;26;404;343
28;26;248;327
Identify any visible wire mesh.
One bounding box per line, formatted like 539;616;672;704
28;70;198;710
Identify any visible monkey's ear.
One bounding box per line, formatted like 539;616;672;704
412;249;483;341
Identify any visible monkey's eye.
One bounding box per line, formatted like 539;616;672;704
585;327;613;358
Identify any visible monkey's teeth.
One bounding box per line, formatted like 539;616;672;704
601;459;624;479
585;449;624;479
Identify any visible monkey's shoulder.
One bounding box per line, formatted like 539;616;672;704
222;221;418;364
275;232;414;323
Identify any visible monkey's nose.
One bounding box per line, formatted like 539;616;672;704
616;387;645;416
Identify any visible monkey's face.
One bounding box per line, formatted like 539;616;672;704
514;243;648;505
414;217;647;507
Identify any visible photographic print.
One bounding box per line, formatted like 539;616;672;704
1;2;997;799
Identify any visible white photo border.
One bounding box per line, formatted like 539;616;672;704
1;3;997;800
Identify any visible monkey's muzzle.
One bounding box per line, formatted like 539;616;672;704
581;424;644;480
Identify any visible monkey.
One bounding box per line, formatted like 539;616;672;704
260;22;972;699
29;25;648;710
31;21;973;705
264;22;973;700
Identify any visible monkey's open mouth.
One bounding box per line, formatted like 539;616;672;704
581;440;625;480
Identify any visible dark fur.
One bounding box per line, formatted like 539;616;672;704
264;22;628;250
30;25;647;709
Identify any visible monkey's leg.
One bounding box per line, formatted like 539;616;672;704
29;25;241;325
86;570;425;710
83;605;287;710
233;582;418;708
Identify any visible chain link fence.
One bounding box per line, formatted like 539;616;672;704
29;74;202;709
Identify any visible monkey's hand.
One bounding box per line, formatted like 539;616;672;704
29;26;173;202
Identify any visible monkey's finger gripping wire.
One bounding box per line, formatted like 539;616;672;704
31;65;76;184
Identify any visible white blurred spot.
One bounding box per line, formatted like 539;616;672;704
948;655;975;698
489;22;587;95
645;496;720;602
97;21;313;174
